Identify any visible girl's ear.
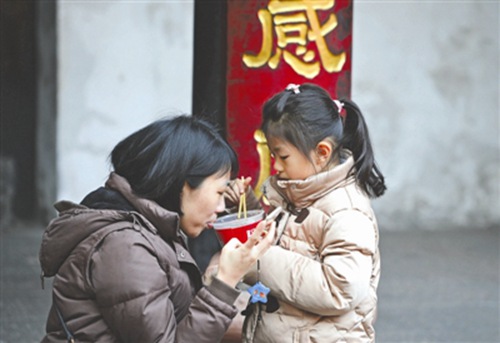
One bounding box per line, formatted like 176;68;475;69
315;141;333;167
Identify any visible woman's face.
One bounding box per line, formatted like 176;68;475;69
180;171;230;238
267;137;320;180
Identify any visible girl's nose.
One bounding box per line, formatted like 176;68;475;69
273;159;283;173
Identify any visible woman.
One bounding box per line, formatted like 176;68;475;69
39;115;275;342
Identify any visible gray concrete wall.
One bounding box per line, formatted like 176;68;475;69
352;1;499;230
57;1;194;202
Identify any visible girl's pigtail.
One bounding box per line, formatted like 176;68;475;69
340;99;386;198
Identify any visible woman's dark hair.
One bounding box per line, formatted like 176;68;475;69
261;83;386;198
110;115;239;212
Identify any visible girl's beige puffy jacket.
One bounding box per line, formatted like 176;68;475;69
242;151;381;343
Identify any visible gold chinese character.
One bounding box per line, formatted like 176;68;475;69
243;0;346;79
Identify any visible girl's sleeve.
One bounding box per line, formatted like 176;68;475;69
90;230;238;342
257;209;376;316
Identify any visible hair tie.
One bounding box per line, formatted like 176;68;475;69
286;83;301;94
333;99;347;121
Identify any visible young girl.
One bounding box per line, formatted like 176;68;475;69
240;83;386;342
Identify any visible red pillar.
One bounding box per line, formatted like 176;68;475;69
226;0;352;190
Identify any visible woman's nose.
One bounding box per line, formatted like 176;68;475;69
215;196;226;213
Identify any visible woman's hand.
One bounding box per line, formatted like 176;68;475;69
216;219;276;288
225;176;262;211
203;252;220;285
224;176;252;207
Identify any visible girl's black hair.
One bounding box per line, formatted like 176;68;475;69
261;83;386;198
110;115;239;213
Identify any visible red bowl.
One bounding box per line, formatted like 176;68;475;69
213;210;264;244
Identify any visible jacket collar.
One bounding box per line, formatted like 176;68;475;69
104;172;183;244
268;150;356;209
40;175;188;279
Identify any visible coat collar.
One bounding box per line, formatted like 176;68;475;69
105;172;183;244
268;150;356;209
40;175;190;279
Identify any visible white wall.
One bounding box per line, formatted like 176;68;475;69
352;1;499;230
57;1;194;201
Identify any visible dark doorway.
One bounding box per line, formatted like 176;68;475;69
192;0;227;133
0;1;57;226
190;0;228;272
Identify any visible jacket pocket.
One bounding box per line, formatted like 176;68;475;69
293;326;311;343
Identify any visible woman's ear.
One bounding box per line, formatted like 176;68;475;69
315;141;333;167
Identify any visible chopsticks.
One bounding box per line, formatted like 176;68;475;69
237;177;247;219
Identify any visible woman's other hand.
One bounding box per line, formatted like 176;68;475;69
224;176;262;211
216;219;276;288
224;176;252;207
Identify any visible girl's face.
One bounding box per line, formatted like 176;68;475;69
180;171;230;238
267;137;323;181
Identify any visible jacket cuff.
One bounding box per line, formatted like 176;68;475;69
207;277;240;306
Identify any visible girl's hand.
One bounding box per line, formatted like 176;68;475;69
216;219;276;288
224;176;252;207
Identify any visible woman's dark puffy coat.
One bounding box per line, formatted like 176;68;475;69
39;183;239;342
